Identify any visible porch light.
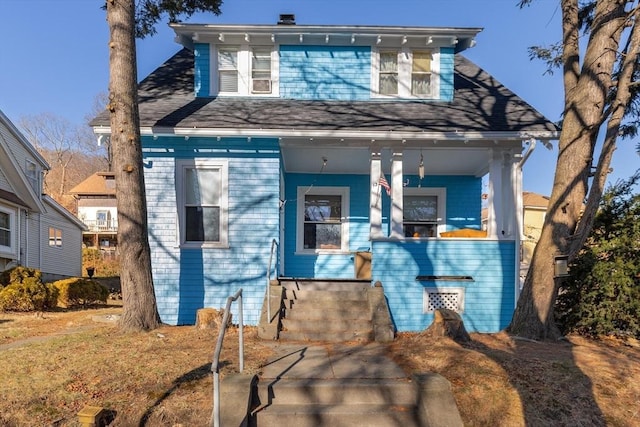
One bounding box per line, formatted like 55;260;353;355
554;255;570;278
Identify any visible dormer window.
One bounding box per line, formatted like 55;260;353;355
251;47;272;94
218;47;239;93
379;51;399;95
411;51;432;96
373;48;438;99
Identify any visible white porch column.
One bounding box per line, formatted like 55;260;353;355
390;151;404;239
487;149;503;239
370;151;383;239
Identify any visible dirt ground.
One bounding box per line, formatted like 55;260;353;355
1;304;639;426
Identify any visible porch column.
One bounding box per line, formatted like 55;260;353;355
370;151;383;239
486;149;503;239
390;151;404;239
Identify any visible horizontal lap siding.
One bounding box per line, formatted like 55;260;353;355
283;173;370;278
439;48;455;101
419;175;482;231
194;43;210;97
143;137;280;325
372;239;515;333
279;45;371;100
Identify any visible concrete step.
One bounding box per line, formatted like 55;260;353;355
255;378;417;406
281;318;373;333
280;279;370;292
284;305;371;321
278;329;374;342
283;289;368;302
254;403;421;427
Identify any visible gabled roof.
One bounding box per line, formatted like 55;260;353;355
91;49;558;140
523;191;550;209
43;195;87;231
69;172;116;196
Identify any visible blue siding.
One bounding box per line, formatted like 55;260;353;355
194;43;210;97
143;136;280;325
372;239;516;333
279;45;371;100
439;47;454;101
283;173;371;277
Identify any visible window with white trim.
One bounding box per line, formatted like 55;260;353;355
0;210;11;248
251;47;272;94
403;187;446;238
297;187;349;253
48;227;62;248
25;159;39;194
178;160;228;248
373;48;437;98
218;47;239;93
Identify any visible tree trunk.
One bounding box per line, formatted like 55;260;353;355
106;0;161;331
508;0;628;340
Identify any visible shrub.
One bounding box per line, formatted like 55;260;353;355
53;278;109;308
0;266;42;287
82;248;120;278
0;278;58;312
556;171;640;339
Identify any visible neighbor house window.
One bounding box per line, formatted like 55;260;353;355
0;210;11;248
178;160;228;248
379;51;399;95
403;187;446;238
25;159;39;194
297;187;349;253
411;50;432;96
251;47;272;94
48;227;62;247
218;47;239;93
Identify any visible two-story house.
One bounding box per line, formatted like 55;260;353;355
69;171;118;253
91;16;558;332
0;109;85;281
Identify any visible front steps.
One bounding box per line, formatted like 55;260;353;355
278;279;373;342
251;344;428;427
257;278;395;342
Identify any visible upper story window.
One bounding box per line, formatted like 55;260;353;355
178;159;229;248
251;47;272;94
25;159;39;194
0;210;11;248
218;47;239;93
373;48;437;99
403;187;446;238
297;187;350;253
48;227;62;248
379;51;399;95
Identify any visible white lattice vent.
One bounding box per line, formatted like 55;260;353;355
423;288;465;313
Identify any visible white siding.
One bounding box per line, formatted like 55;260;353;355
39;202;83;279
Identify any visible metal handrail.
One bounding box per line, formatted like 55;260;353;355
266;239;278;322
210;288;243;427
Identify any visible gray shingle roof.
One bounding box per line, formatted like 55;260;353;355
91;48;558;134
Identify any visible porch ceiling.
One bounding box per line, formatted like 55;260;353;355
282;146;494;176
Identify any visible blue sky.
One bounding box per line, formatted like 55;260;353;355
1;0;637;195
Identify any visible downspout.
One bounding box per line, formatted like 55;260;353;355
514;138;537;302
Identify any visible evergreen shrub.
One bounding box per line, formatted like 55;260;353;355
53;278;109;308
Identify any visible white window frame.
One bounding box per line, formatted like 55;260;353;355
423;287;465;313
212;45;279;97
217;46;240;94
25;159;39;194
372;47;440;99
0;206;15;254
176;159;229;249
48;227;62;248
296;186;350;254
403;187;446;238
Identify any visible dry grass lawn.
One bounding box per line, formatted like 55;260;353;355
1;304;638;426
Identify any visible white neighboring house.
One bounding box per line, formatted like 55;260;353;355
0;109;86;282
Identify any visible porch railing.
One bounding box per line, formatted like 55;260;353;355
266;239;278;322
81;219;118;233
210;288;244;427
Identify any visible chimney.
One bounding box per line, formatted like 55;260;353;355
278;14;296;25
